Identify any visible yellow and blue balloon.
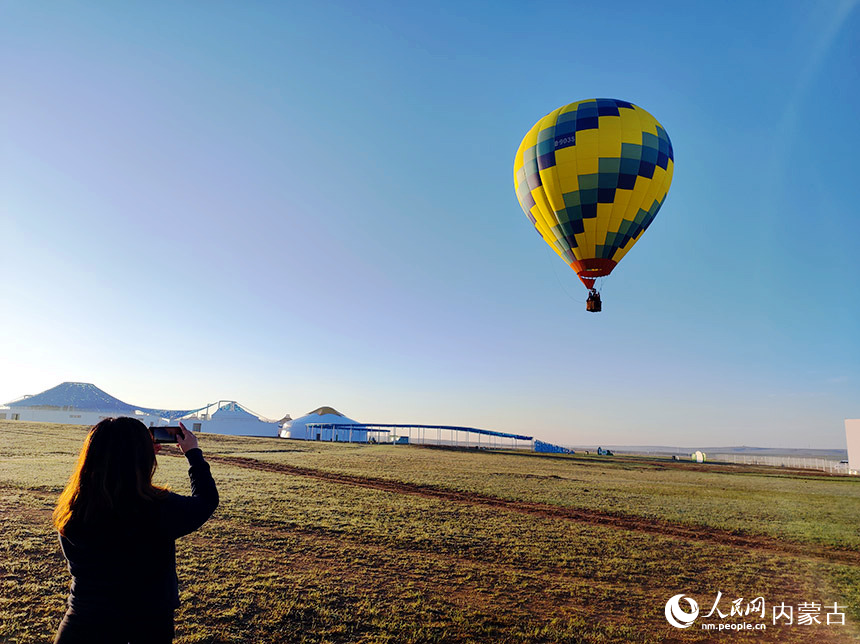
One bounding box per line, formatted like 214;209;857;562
514;99;673;310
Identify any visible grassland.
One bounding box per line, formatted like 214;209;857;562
1;420;859;643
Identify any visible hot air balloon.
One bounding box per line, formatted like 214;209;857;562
513;99;674;312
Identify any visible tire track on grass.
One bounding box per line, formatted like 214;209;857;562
1;488;846;643
205;454;860;567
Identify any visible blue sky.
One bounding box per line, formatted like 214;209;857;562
2;1;858;448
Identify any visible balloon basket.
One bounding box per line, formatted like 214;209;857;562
586;290;602;313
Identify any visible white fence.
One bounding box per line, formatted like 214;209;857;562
712;453;850;474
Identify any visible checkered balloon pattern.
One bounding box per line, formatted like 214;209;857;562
513;99;673;288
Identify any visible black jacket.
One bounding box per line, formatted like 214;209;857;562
59;448;219;617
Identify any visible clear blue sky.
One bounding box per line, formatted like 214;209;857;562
2;1;858;448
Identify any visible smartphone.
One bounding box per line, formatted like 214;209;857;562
152;426;184;444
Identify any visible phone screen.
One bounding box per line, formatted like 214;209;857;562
151;426;181;443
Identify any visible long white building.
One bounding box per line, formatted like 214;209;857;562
1;382;278;437
846;419;860;474
0;382;195;426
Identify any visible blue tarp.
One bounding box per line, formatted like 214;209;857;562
534;439;574;454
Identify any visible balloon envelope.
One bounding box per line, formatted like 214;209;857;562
513;99;674;289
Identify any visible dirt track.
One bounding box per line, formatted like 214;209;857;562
204;453;860;568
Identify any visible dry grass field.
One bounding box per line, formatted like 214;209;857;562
2;420;859;643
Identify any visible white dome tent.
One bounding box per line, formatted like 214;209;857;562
178;401;279;437
280;406;367;442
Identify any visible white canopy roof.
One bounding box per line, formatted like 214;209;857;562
285;406;360;431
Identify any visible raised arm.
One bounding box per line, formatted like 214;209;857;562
163;423;219;539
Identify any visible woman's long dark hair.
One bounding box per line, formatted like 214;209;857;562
53;417;168;535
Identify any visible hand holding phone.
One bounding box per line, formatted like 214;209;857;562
175;421;199;454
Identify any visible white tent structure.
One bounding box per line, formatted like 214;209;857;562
178;401;279;437
280;406;366;442
846;420;860;475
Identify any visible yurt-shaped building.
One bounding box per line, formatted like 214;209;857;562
281;406;366;442
0;382;198;426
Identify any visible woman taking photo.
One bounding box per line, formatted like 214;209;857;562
52;417;219;643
